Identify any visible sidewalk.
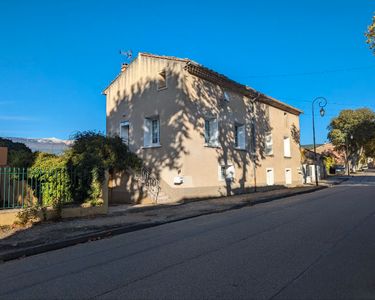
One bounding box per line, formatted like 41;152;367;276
0;180;346;262
311;175;350;187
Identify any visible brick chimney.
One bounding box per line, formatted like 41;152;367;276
121;63;128;72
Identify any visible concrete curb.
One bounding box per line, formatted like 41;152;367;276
0;185;327;263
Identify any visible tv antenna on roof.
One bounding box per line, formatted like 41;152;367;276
119;49;133;62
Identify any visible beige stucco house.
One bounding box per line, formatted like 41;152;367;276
104;52;302;204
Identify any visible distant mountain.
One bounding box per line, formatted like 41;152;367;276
6;137;73;155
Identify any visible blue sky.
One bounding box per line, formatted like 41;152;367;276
0;0;374;145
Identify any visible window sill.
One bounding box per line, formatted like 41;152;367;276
219;178;235;182
142;144;162;149
234;147;247;152
204;144;220;148
284;156;292;159
265;153;274;157
157;86;168;91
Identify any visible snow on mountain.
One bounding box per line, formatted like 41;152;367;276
7;137;73;155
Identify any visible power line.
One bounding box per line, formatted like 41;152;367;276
242;65;375;79
273;98;375;107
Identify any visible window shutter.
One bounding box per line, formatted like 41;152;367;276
284;137;291;157
265;133;273;155
210;118;219;146
238;125;245;149
155;119;160;144
226;165;235;180
143;118;151;146
158;71;167;89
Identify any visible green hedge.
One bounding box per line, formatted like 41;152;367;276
29;152;72;207
27;131;142;207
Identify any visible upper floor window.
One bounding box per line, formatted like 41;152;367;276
284;136;291;157
204;118;219;147
234;123;245;150
263;104;270;120
157;70;167;90
265;132;273;156
143;117;160;147
120;121;129;145
284;112;289;128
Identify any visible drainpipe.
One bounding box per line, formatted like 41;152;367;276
250;92;261;192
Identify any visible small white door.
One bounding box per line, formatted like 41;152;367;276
266;168;274;186
285;168;292;185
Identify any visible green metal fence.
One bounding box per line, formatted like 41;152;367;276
0;167;76;210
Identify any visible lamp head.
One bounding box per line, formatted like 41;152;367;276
320;107;325;117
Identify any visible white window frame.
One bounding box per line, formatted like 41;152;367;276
265;132;273;156
143;117;161;148
234;123;246;150
204;117;219;147
283;136;291;158
157;70;167;90
119;121;130;145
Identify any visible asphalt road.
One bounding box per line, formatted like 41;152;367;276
1;173;375;299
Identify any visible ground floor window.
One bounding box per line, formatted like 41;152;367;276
120;121;129;145
218;163;235;181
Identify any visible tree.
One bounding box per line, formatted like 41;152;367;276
327;108;375;172
65;131;142;203
0;138;34;168
366;13;375;54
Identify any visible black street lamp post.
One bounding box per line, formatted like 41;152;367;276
312;97;327;186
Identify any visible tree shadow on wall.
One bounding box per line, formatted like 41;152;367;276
107;66;272;201
107;67;196;203
190;76;271;196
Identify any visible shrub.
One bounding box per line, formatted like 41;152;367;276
25;131;142;207
65;131;142;203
